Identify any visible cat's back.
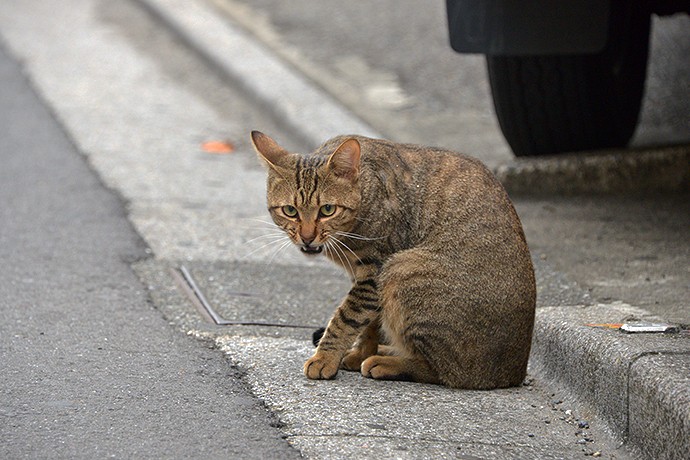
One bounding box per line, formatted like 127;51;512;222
354;135;533;296
348;136;516;228
336;135;499;192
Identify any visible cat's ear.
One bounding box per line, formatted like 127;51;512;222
250;131;289;169
327;138;361;180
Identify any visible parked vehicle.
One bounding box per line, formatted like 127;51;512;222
446;0;690;156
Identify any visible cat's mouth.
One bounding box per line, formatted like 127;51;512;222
300;244;323;255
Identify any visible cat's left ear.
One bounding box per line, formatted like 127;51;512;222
250;131;290;169
327;138;361;180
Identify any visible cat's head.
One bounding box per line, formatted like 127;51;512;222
251;131;361;255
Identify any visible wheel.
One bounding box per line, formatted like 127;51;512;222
486;6;651;156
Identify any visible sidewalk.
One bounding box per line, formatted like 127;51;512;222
1;0;688;459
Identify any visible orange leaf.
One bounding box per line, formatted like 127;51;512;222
585;323;623;329
202;140;235;154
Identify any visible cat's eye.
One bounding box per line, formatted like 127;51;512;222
319;204;336;217
282;205;298;218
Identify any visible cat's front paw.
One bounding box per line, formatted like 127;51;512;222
304;352;340;380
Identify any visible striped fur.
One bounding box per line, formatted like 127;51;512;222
251;131;536;389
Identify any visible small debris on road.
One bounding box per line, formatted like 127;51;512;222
201;140;235;154
620;322;680;333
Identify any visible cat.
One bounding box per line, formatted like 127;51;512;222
251;131;536;389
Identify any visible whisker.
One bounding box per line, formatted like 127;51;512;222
268;239;293;264
235;224;281;232
235;225;282;232
239;217;282;230
324;240;339;264
243;226;283;233
326;240;348;275
241;236;290;260
243;232;288;245
335;231;386;241
331;237;362;265
241;217;276;226
328;239;355;278
323;242;333;261
323;242;339;271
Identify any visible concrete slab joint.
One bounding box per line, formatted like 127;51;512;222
531;304;690;459
628;352;690;460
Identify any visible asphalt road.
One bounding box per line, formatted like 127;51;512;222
0;40;298;459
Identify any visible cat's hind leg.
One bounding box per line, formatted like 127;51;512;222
361;354;440;384
371;247;448;385
341;320;379;371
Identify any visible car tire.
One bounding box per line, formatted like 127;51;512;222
486;7;651;156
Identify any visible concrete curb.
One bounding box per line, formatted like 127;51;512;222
134;0;382;150
531;304;690;459
497;146;690;195
134;0;690;457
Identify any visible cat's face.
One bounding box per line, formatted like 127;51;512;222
251;131;361;255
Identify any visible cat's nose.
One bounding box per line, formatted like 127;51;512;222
299;226;316;246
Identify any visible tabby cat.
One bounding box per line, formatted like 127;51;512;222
251;131;536;389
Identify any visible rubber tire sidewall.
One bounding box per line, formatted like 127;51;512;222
486;6;651;156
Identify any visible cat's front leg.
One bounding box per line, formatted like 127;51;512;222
304;276;380;380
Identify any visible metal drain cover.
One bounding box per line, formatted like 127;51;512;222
174;261;349;329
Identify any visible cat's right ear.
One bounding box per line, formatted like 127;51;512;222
250;131;289;169
328;138;361;180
